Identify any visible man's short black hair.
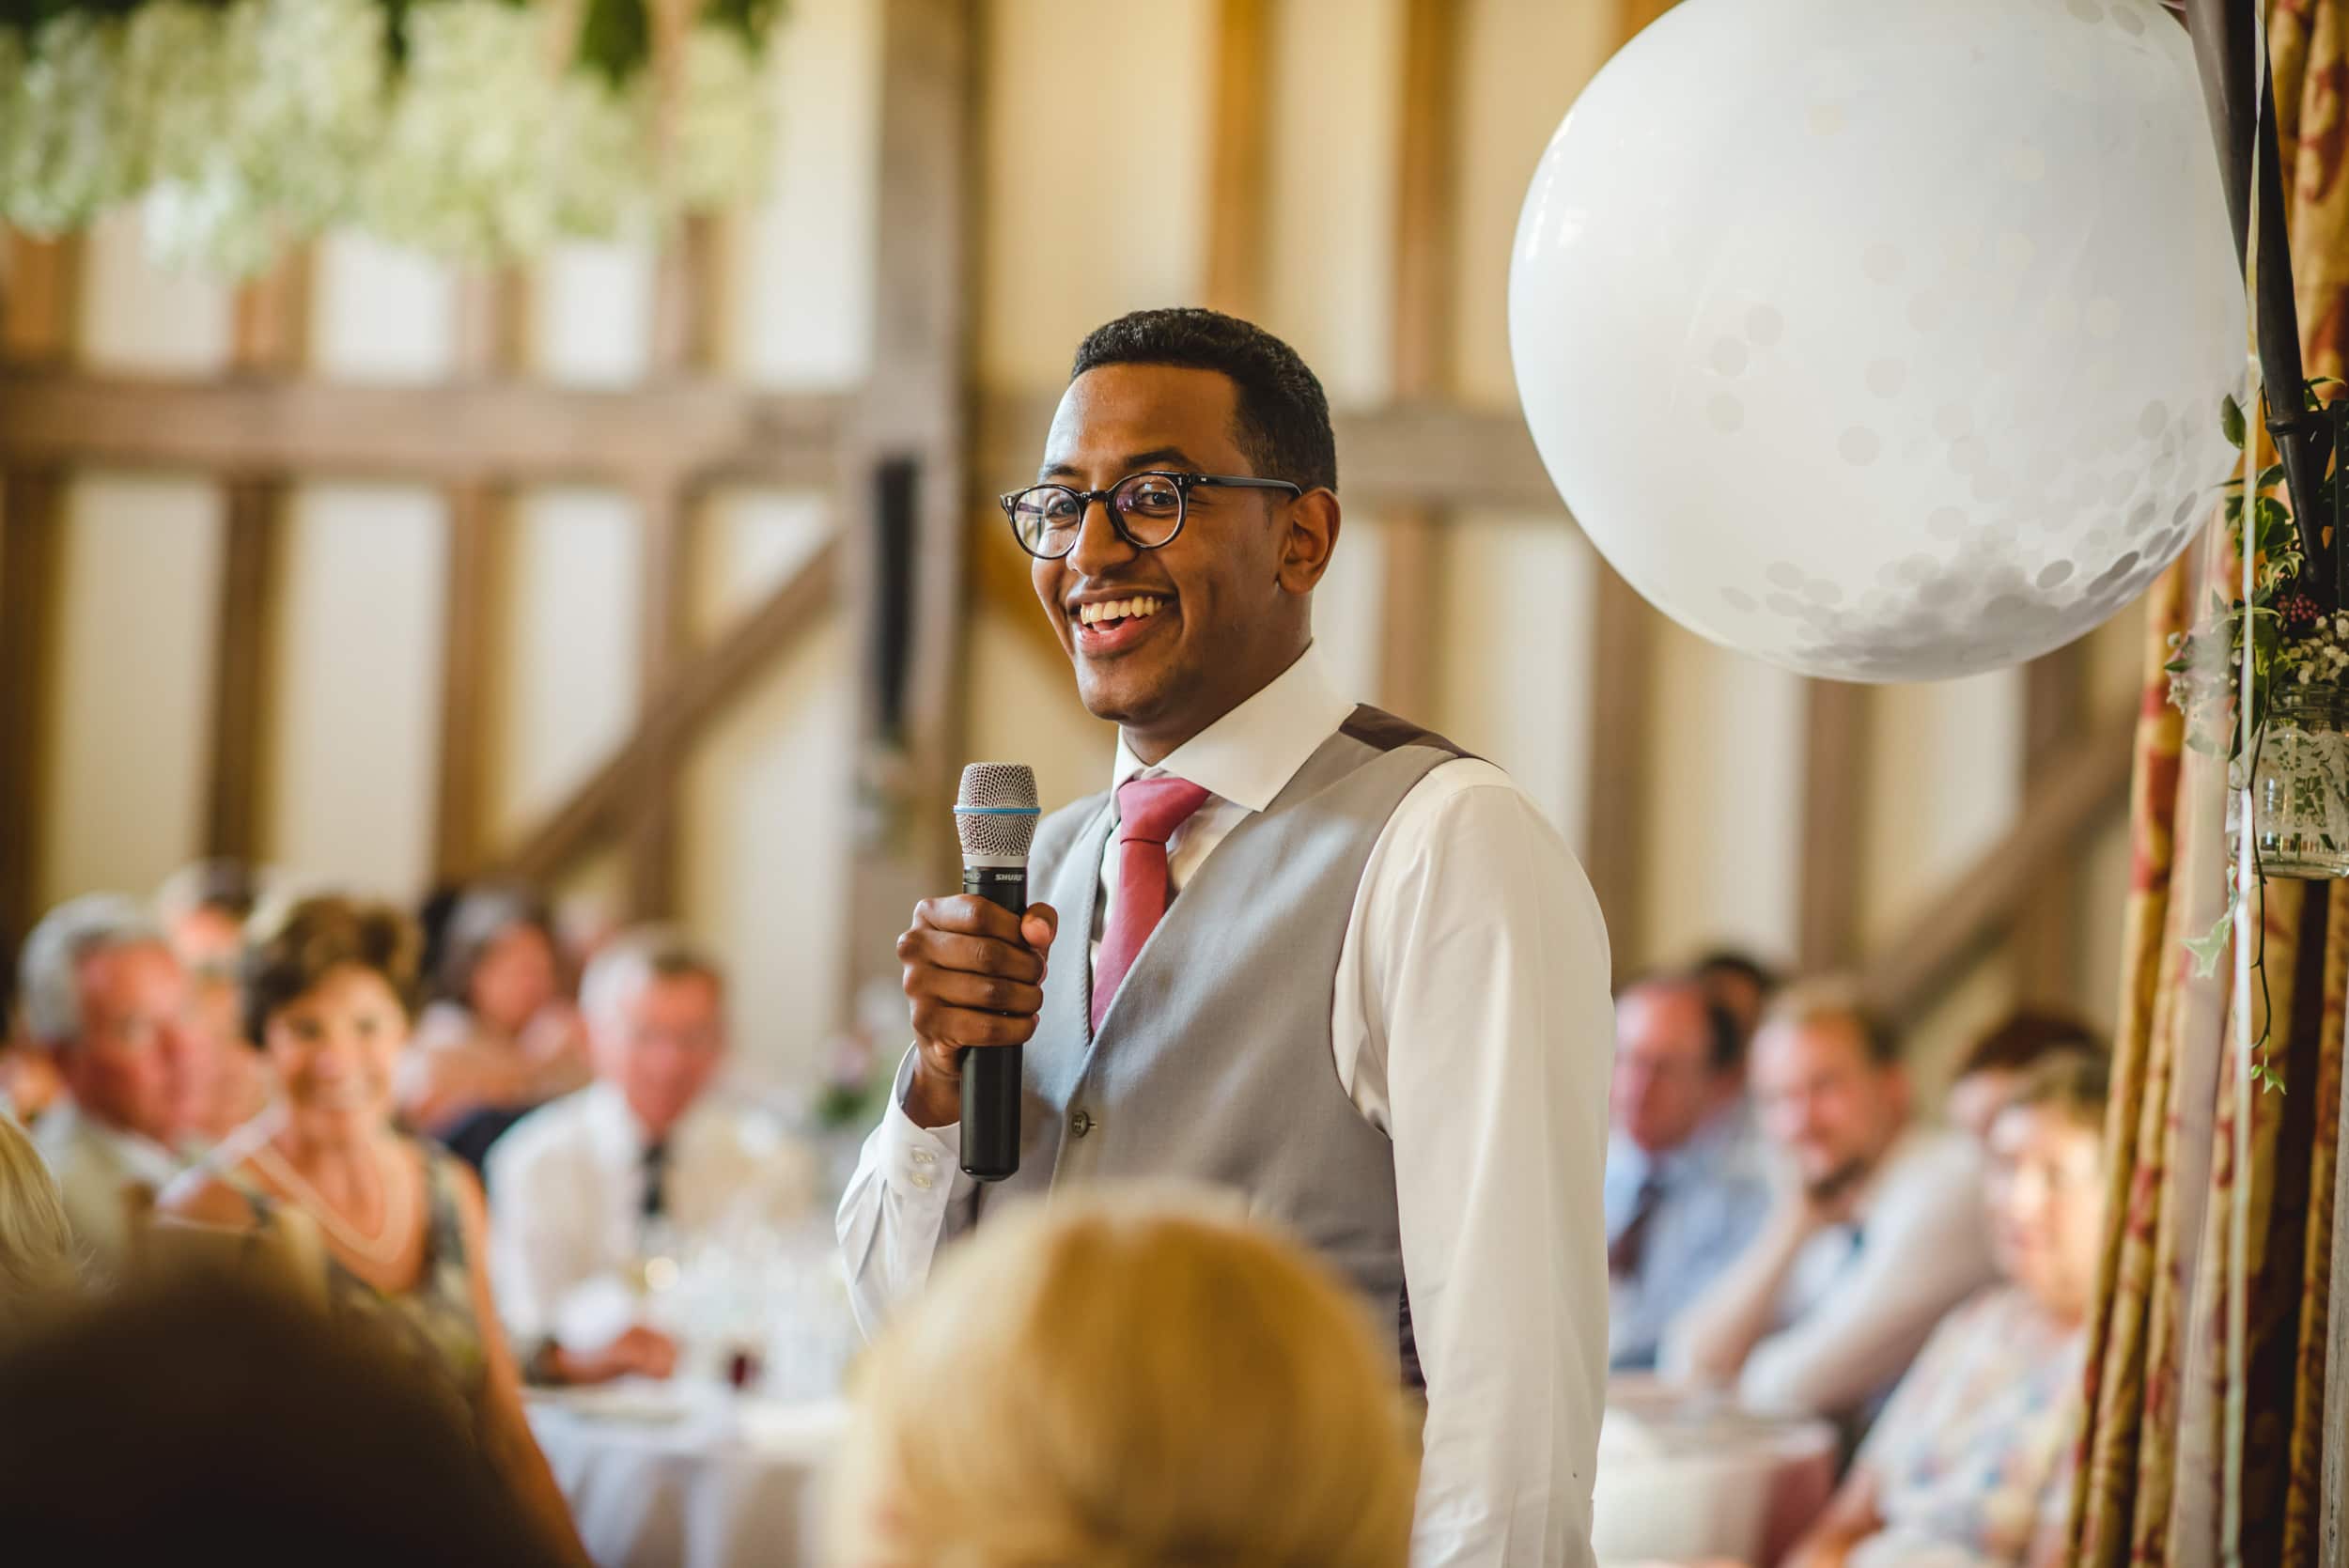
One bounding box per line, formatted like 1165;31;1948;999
1070;308;1338;494
1615;971;1747;1074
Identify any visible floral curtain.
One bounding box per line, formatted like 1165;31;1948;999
2068;3;2349;1562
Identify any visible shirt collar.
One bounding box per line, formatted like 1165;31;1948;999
1620;1100;1749;1188
55;1100;181;1187
1109;644;1356;813
584;1079;714;1161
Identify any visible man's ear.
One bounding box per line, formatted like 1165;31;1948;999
1277;489;1342;595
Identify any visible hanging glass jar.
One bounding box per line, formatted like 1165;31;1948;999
2246;683;2349;878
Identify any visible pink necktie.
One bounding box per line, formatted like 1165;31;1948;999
1092;775;1213;1030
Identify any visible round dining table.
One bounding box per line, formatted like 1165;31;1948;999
527;1383;848;1568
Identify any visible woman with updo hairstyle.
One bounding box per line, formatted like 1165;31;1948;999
830;1192;1419;1568
162;894;583;1563
396;883;591;1165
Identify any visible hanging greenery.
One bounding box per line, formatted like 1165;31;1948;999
0;0;786;272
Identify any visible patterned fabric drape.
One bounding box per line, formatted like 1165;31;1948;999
2069;4;2349;1562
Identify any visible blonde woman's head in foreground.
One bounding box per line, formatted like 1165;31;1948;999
831;1192;1419;1568
0;1113;78;1330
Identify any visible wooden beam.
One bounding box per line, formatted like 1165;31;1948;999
200;481;283;861
432;484;506;884
505;540;842;887
228;248;311;378
978;391;1558;514
432;272;527;889
1584;566;1653;978
0;473;66;993
1859;702;2139;1019
1617;0;1678;43
1796;679;1871;971
2;233;80;365
1392;0;1458;402
0;372;844;489
2010;644;2090;1003
838;0;978;1012
1203;0;1272;320
200;253;311;862
1377;0;1462;721
624;217;724;919
625;482;695;918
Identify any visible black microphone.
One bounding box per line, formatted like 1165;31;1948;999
953;763;1040;1182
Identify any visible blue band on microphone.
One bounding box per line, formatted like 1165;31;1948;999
955;805;1041;815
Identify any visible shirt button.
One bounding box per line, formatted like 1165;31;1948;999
910;1172;934;1190
1070;1110;1095;1138
911;1149;936;1167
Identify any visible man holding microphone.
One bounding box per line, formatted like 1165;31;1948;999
837;308;1613;1567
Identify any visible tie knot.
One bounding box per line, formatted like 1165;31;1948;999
1115;775;1212;846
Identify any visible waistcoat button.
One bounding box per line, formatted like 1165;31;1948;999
1070;1109;1095;1138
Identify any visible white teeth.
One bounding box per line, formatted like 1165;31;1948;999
1079;596;1165;627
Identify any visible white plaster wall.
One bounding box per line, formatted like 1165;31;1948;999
38;477;224;906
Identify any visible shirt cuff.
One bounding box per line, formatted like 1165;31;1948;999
881;1046;963;1198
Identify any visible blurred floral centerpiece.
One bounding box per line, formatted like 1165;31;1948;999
0;0;784;272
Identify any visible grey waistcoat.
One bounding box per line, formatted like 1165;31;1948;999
976;706;1465;1364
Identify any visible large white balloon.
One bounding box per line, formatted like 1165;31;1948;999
1509;0;2243;682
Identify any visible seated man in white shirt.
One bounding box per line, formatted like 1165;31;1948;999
1661;979;1996;1433
16;894;207;1280
488;927;818;1386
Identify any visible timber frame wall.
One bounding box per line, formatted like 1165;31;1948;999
0;0;2131;1027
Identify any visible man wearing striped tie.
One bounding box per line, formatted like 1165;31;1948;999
837;308;1616;1568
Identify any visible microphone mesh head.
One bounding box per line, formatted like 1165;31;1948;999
955;763;1040;859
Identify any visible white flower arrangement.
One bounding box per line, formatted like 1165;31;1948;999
0;0;784;273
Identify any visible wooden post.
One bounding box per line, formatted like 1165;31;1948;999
1797;680;1870;972
1203;0;1271;322
433;271;527;886
202;250;310;862
1584;567;1652;977
0;232;75;994
2;233;80;365
839;0;977;1012
0;474;66;993
1380;0;1460;722
625;216;723;918
2011;645;2089;1003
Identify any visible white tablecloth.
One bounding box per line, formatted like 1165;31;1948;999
527;1385;848;1568
1593;1381;1838;1566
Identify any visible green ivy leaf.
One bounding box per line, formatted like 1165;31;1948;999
2185;907;2233;978
2223;394;2248;449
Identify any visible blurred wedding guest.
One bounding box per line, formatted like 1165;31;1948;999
0;1270;574;1567
830;1193;1417;1568
19;895;203;1276
1783;1053;2110;1568
1605;975;1769;1371
1692;948;1779;1052
488;927;817;1386
1943;1008;2103;1144
155;859;276;1144
162;894;583;1560
1662;981;1996;1431
0;1112;78;1332
397;884;591;1169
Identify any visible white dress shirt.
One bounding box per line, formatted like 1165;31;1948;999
488;1081;820;1349
1662;1126;1999;1420
837;645;1615;1568
33;1099;184;1281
